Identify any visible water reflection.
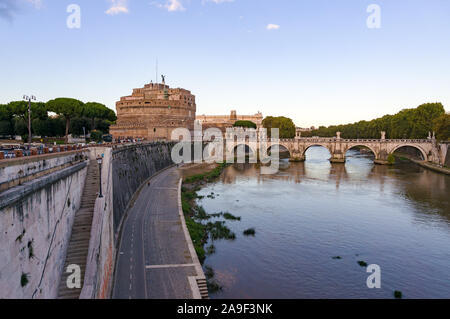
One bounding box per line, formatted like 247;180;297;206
199;146;450;299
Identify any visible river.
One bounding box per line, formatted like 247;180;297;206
196;146;450;299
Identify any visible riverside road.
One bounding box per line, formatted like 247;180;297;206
112;167;197;299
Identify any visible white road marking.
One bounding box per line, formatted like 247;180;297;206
145;263;197;269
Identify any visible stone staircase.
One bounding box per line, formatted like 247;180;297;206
58;160;99;299
197;278;209;299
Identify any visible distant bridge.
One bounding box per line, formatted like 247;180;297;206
221;130;447;165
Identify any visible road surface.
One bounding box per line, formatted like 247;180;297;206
112;167;197;299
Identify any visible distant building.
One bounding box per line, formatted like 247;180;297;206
295;126;316;138
296;126;316;132
110;81;196;141
196;110;263;133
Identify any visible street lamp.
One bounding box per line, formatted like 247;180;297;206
97;155;103;198
23;95;36;149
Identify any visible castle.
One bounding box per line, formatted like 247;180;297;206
110;80;196;141
110;80;263;141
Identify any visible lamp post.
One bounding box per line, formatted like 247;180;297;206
23;95;36;149
97;155;103;198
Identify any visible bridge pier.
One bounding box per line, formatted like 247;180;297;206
374;149;390;165
289;152;305;162
374;159;389;165
330;157;346;163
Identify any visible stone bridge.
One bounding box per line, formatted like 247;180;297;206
222;130;446;165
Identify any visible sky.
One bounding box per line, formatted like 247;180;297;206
1;0;449;128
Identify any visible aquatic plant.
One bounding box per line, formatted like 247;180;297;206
394;290;403;299
223;212;241;221
243;228;256;236
357;260;368;267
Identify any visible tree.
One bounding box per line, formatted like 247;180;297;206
433;113;450;141
90;130;103;142
14;118;28;137
310;102;446;139
262;116;296;138
8;101;48;138
233;120;257;129
0;104;13;137
84;103;106;129
70;117;91;136
46;98;84;142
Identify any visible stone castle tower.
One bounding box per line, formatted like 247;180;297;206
110;82;196;141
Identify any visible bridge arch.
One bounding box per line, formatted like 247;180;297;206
231;143;256;154
228;143;257;163
302;144;332;159
390;144;428;161
344;144;378;159
267;144;291;158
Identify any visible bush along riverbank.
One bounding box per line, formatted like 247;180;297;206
181;162;250;294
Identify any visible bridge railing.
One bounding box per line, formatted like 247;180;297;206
250;138;433;143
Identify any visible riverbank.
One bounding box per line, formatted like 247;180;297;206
181;162;245;294
394;153;450;175
180;162;230;263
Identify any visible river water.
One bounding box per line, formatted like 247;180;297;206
196;146;450;299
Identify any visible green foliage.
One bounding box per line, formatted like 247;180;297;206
1;99;115;139
357;260;368;267
243;228;256;236
70;117;91;136
8;101;48;122
194;206;210;220
0;104;13;136
309;103;446;139
27;240;34;259
233;120;257;129
222;212;241;221
90;130;103;142
433;113;450;141
262;116;296;138
14;118;28;136
387;154;396;165
5;101;48;138
183;163;228;184
0;120;13;136
20;273;29;287
84;102;117;131
206;221;236;240
46;98;84;119
46;98;84;140
185;215;207;263
394;290;403;299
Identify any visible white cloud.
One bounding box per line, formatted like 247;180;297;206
106;0;129;15
165;0;185;12
266;23;280;31
152;0;185;12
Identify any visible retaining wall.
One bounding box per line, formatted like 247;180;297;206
111;142;174;234
0;152;89;299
